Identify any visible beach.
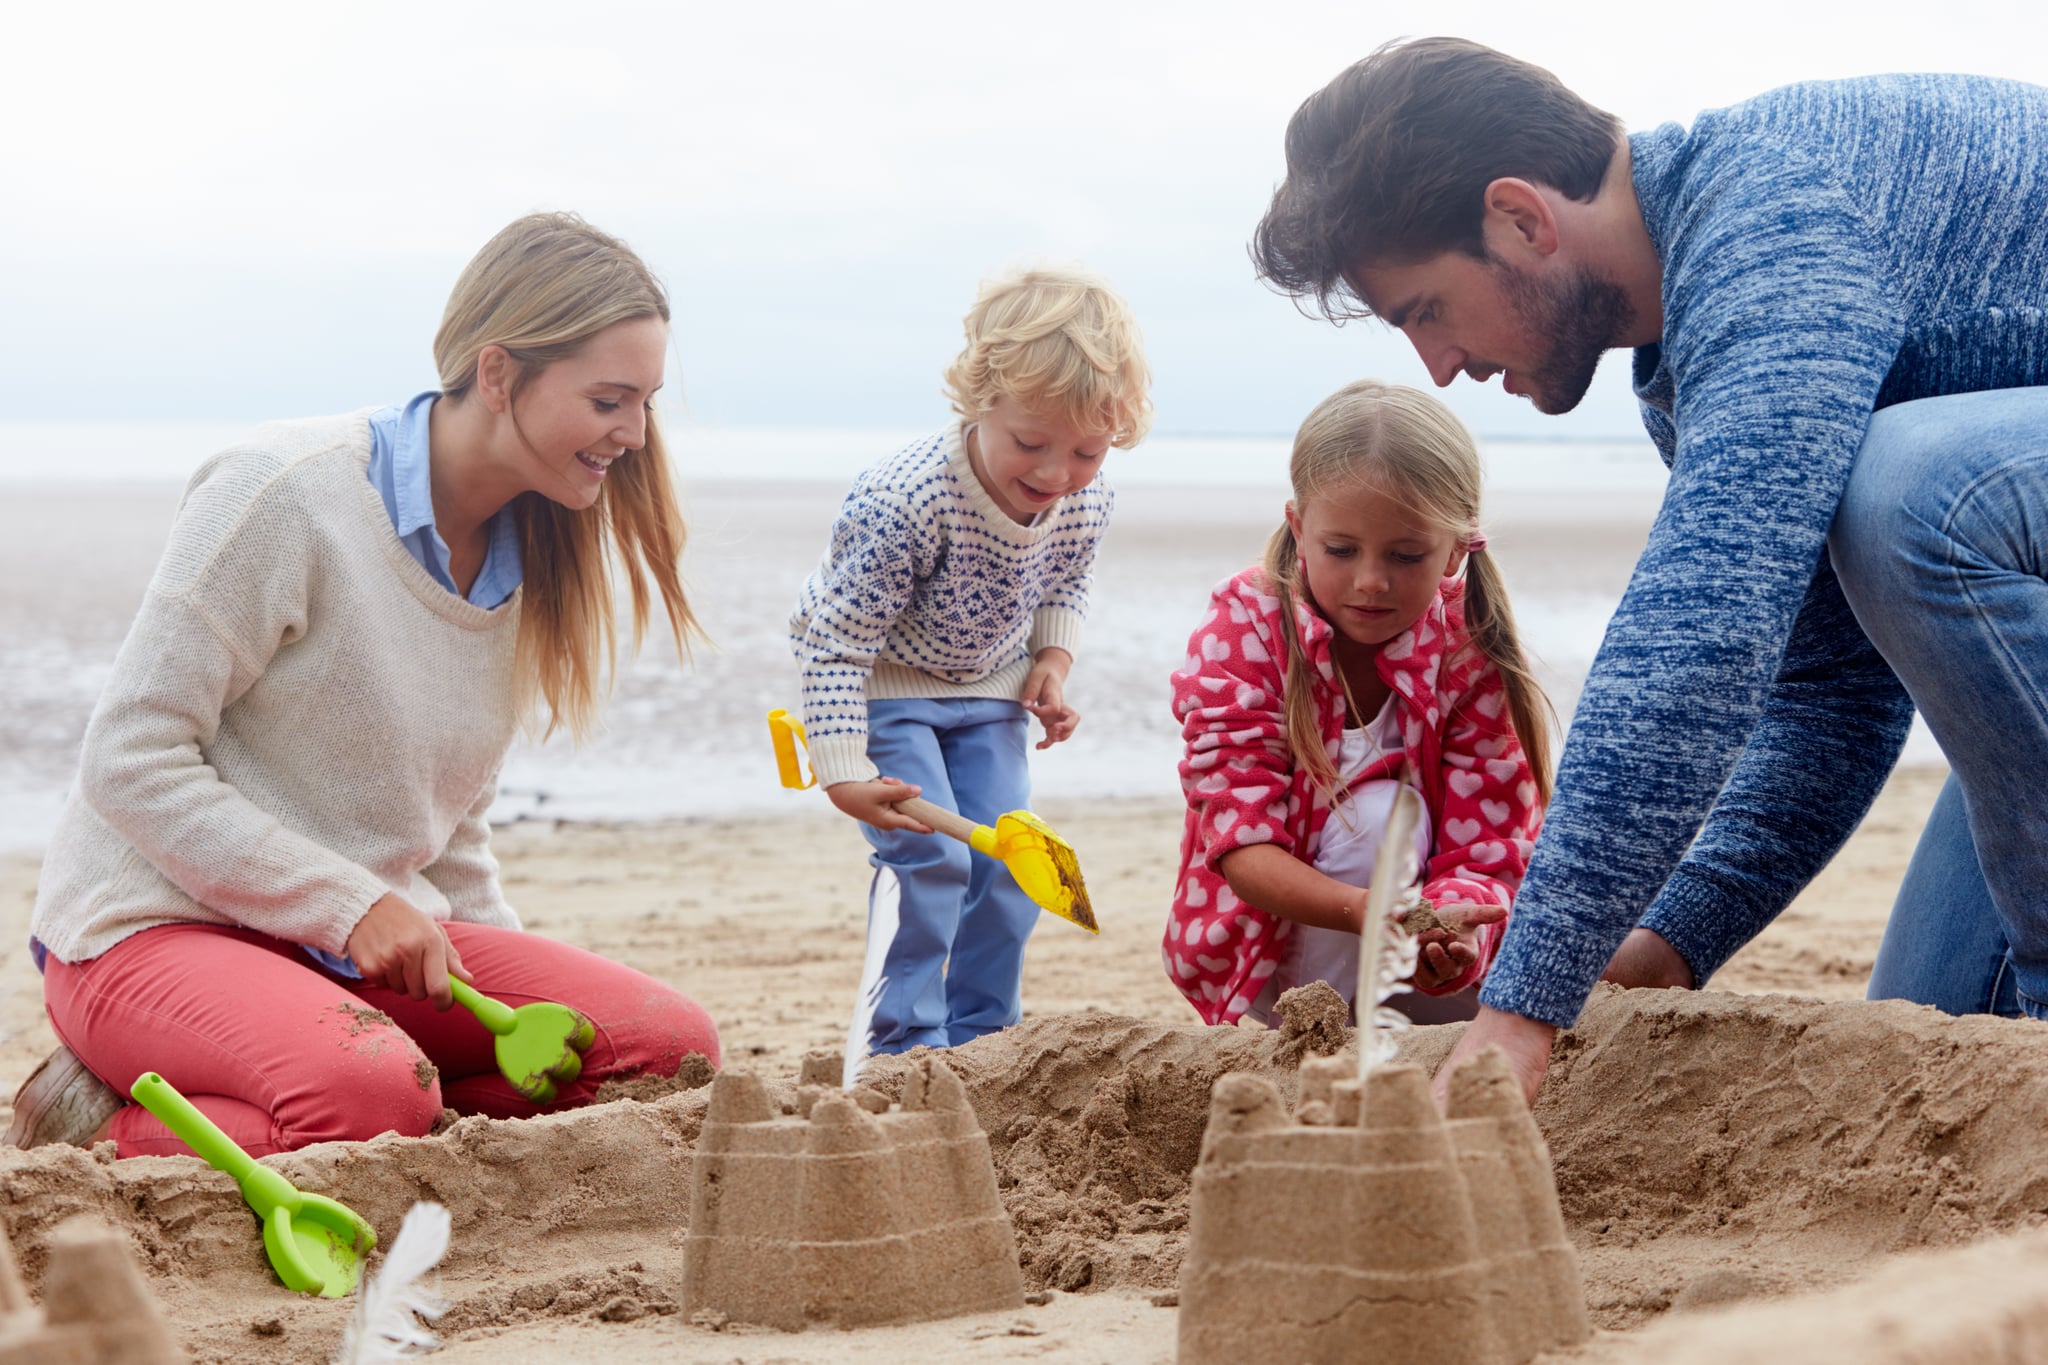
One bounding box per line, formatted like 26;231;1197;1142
1;458;2020;1364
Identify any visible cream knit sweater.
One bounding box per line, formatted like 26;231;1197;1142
31;413;523;966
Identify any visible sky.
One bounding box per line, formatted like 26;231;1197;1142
0;0;2040;452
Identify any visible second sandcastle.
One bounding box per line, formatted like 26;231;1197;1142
1179;1047;1590;1365
681;1053;1025;1331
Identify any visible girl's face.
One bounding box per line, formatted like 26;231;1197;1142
1287;480;1467;652
501;315;669;511
967;394;1112;523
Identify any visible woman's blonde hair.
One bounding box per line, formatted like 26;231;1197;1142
434;211;701;741
941;267;1153;446
1262;379;1554;802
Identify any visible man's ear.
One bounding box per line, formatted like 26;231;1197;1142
1482;177;1561;259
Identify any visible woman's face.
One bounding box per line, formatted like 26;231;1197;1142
503;315;669;510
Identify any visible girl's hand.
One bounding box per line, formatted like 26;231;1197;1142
1406;902;1507;990
826;776;935;833
344;894;473;1009
1022;648;1079;749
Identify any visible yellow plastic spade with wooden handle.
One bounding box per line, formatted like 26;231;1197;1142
767;709;1098;933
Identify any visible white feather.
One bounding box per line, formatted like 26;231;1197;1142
337;1202;452;1364
1357;787;1425;1101
844;865;902;1088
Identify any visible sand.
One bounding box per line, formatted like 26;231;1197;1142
10;763;2047;1363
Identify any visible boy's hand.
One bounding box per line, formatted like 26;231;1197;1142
1405;902;1506;990
826;776;935;833
1022;647;1079;749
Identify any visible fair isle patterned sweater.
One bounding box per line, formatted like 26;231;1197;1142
1165;569;1542;1024
789;426;1110;787
1484;74;2048;1029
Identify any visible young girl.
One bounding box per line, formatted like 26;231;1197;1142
790;267;1151;1055
8;213;721;1157
1164;379;1550;1026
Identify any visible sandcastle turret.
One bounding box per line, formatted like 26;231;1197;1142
0;1217;185;1364
1446;1048;1591;1355
681;1055;1024;1331
1177;1048;1587;1365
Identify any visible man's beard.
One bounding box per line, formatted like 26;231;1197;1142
1490;257;1636;416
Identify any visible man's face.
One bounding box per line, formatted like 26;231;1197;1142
1354;250;1634;416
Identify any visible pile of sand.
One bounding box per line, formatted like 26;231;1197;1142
2;987;2047;1361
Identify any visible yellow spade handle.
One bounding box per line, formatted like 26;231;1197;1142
892;796;988;848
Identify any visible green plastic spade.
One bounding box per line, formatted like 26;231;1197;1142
130;1072;375;1298
448;978;596;1104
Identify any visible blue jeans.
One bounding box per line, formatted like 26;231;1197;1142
1830;386;2048;1019
855;697;1040;1053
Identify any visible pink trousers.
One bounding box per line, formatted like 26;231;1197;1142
43;922;722;1158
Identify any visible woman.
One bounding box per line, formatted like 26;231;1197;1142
7;213;721;1157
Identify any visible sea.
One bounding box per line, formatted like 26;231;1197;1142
0;421;1935;854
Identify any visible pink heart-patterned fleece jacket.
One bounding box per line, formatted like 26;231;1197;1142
1163;565;1545;1025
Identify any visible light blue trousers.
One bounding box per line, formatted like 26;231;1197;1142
856;697;1040;1053
1830;386;2048;1018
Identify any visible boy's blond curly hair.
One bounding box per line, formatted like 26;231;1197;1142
941;267;1153;447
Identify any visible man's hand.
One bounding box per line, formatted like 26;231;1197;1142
1021;647;1079;749
1432;1005;1557;1111
344;894;473;1009
1406;902;1508;989
1601;927;1695;990
826;776;935;833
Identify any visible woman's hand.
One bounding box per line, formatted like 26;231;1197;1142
1021;648;1079;749
344;894;472;1009
1405;902;1507;990
826;776;934;833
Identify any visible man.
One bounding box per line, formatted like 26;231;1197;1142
1251;38;2048;1102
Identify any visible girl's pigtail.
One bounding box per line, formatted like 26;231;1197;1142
1461;547;1556;804
1261;523;1340;801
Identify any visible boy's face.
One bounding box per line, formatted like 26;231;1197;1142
966;395;1111;524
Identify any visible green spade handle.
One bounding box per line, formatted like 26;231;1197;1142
131;1072;297;1217
448;977;517;1035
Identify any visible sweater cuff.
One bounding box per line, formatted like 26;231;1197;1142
1636;865;1744;989
1476;903;1622;1030
1028;606;1086;660
303;869;402;958
809;733;880;788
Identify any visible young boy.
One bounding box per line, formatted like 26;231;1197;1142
789;266;1152;1054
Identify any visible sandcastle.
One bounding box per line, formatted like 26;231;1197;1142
1178;1048;1589;1365
0;1216;184;1364
681;1053;1025;1331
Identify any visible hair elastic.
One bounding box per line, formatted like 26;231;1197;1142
1465;532;1489;553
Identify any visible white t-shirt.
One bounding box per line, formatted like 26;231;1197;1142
1246;695;1431;1024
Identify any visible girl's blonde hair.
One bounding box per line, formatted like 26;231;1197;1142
1262;379;1554;802
941;267;1153;446
434;211;702;741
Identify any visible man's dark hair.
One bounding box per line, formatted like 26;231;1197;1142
1250;37;1624;320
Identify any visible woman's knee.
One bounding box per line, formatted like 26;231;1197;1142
279;1022;444;1146
597;982;723;1075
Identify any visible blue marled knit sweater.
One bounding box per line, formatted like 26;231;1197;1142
789;425;1111;787
1482;73;2048;1028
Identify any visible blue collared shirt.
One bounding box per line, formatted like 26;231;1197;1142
367;392;524;610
